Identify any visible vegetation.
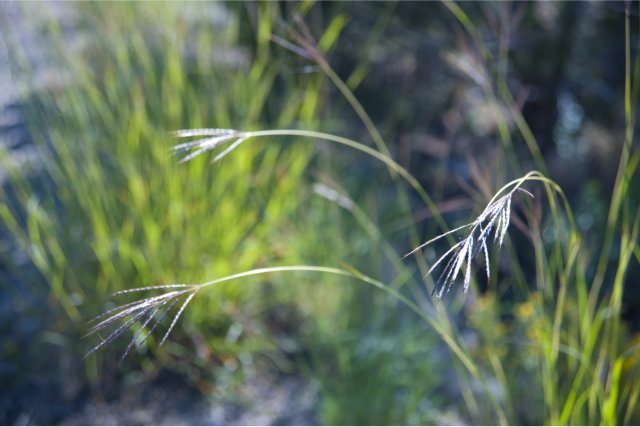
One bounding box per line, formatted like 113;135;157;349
1;2;639;425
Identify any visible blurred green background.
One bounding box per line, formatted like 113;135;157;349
1;2;639;425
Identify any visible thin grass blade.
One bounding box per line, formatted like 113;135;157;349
160;291;198;346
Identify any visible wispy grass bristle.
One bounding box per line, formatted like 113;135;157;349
160;292;197;346
119;305;164;363
119;296;182;363
173;128;239;138
113;284;194;295
85;309;151;359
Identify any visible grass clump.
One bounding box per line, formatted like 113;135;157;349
0;1;348;387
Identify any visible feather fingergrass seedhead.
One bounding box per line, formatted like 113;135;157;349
85;284;200;363
172;128;249;163
405;179;534;299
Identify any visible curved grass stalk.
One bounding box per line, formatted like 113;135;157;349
173;128;441;227
87;264;508;423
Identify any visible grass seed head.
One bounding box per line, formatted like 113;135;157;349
85;284;200;361
411;183;533;299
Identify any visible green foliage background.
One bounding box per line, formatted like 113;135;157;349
1;2;640;425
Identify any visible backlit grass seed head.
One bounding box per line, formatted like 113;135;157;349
84;284;200;362
172;128;248;163
405;186;533;299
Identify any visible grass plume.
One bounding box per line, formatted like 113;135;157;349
85;285;200;362
404;176;535;298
